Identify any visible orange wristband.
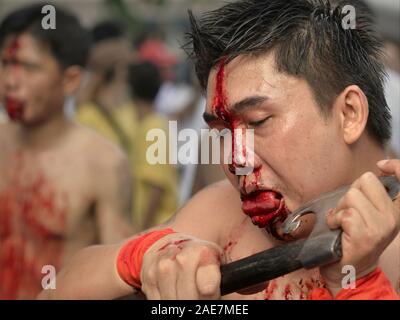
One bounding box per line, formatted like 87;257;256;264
309;268;399;300
116;228;176;289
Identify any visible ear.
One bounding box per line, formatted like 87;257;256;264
62;66;83;96
335;85;369;145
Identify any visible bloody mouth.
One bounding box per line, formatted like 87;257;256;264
5;97;24;121
241;190;288;230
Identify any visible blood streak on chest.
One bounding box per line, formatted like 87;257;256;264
263;273;326;300
0;153;67;299
284;284;292;300
222;218;248;262
223;241;237;253
264;280;278;300
296;275;326;300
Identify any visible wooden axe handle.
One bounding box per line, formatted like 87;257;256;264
220;231;342;296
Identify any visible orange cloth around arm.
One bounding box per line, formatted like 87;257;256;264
309;268;399;300
116;228;176;289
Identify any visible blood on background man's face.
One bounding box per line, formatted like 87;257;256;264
0;64;3;103
204;52;360;224
0;33;67;125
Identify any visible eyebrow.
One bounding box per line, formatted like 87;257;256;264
203;95;268;124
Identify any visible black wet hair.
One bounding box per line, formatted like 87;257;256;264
128;62;162;103
0;3;91;68
186;0;391;144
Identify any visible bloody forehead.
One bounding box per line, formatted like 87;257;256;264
3;36;21;62
212;59;236;126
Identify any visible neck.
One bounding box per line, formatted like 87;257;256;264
351;134;387;178
18;112;72;150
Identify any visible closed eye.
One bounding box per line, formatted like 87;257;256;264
248;116;271;127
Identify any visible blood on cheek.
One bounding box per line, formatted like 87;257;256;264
3;38;24;121
213;60;247;171
214;61;288;237
213;62;267;203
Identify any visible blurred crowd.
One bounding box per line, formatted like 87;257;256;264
0;12;226;230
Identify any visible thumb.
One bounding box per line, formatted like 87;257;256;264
377;159;400;180
196;263;221;297
326;209;343;230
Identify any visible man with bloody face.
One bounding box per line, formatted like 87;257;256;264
0;5;133;299
40;0;400;300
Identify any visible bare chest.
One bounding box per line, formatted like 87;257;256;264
0;150;94;241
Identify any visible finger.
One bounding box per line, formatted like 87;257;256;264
142;283;161;300
377;160;400;180
196;263;221;298
350;174;398;236
157;259;177;300
333;188;371;227
326;208;339;230
175;253;200;299
327;208;365;240
141;266;161;300
351;172;393;215
194;246;222;298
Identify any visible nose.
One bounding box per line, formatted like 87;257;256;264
229;127;256;176
3;65;21;94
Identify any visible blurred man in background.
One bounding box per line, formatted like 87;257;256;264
128;62;177;229
0;4;132;299
0;62;7;123
76;20;138;226
76;20;136;153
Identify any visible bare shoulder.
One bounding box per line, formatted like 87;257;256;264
176;179;243;222
170;179;244;243
70;123;129;171
66;123;131;201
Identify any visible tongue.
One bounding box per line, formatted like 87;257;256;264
241;191;287;227
5;98;24;121
242;191;282;216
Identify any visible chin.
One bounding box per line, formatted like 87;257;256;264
19;116;44;127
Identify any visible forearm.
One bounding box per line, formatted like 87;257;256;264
37;244;134;300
